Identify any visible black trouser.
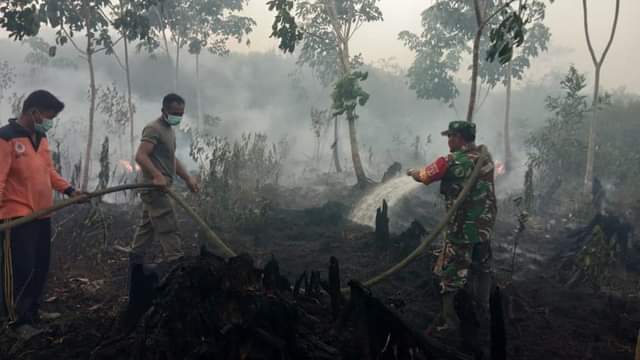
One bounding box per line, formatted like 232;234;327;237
1;218;51;325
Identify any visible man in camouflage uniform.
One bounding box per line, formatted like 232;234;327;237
407;121;497;359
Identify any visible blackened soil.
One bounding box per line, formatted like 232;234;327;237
1;188;639;359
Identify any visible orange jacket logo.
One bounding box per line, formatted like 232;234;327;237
14;142;25;155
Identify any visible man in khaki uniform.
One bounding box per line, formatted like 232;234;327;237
130;93;199;265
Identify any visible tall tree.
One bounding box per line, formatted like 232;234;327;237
482;14;549;172
400;0;548;123
47;0;116;191
138;0;187;91
183;0;254;126
110;0;153;164
0;0;155;190
139;0;253;102
581;0;620;193
295;0;382;186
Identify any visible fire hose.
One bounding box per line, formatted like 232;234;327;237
344;146;489;292
0;184;236;258
0;145;487;292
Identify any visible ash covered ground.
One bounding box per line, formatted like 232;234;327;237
1;177;639;360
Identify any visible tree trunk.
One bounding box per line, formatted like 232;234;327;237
347;112;367;185
581;0;619;194
466;29;482;123
124;38;135;164
340;39;367;185
153;6;174;89
333;116;342;173
584;65;600;192
315;137;320;165
82;47;97;191
504;61;513;172
196;52;202;125
175;41;180;92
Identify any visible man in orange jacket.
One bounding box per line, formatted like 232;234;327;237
0;90;84;334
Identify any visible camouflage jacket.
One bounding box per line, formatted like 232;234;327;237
416;144;497;244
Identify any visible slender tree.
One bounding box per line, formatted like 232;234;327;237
110;0;148;164
400;0;549;123
45;0;117;191
295;0;382;185
581;0;620;193
139;0;253;102
99;0;156;164
0;0;155;190
183;0;254;126
482;18;549;172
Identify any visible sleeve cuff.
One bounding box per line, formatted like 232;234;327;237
63;186;76;196
141;138;157;145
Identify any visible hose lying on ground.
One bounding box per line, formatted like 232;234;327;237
0;184;236;258
343;146;489;293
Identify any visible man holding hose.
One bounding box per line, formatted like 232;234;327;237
130;93;199;269
0;90;84;335
407;121;496;359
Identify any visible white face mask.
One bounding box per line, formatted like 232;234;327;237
34;112;55;133
166;114;182;126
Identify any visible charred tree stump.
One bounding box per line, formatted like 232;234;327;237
294;271;307;298
381;162;402;183
308;270;322;298
328;256;344;320
263;256;291;292
121;262;159;333
375;200;390;248
263;256;279;292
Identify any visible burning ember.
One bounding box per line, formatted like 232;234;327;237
119;160;140;173
495;161;506;176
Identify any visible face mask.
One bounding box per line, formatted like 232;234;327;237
34;117;54;134
166;114;182;126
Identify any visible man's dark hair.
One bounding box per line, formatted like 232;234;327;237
162;93;185;109
21;90;65;114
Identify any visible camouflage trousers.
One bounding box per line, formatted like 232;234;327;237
131;190;183;262
436;240;493;356
436;241;492;294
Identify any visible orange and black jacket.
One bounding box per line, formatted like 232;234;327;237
0;119;74;220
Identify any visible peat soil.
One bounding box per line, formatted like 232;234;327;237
1;184;639;359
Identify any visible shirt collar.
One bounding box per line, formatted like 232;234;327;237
8;118;45;143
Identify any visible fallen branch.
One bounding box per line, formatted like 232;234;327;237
0;184;236;258
347;280;473;360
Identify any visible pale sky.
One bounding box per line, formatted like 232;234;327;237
231;0;640;93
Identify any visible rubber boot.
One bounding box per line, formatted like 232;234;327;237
437;292;460;332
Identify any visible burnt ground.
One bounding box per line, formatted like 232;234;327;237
1;183;639;359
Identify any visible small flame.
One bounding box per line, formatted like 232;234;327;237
118;160;140;173
495;161;506;176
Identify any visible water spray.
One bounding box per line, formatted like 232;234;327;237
343;146;489;292
349;176;423;227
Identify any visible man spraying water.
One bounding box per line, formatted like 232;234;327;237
407;121;496;359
